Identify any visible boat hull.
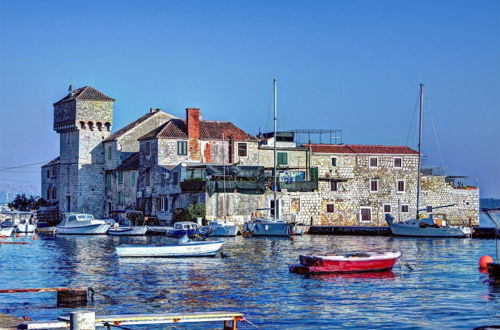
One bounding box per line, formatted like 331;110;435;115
388;222;469;237
290;252;401;274
16;224;36;233
165;228;200;238
108;226;148;236
244;222;293;237
116;240;224;257
201;225;238;237
0;227;14;237
56;223;109;235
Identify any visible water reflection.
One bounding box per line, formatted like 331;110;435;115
1;234;500;328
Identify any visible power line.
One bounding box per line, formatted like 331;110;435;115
0;161;51;171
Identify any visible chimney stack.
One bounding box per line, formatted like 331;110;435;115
186;108;200;139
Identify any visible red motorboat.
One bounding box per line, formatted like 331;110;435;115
289;251;401;274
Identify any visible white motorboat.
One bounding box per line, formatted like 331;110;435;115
16;223;37;234
0;227;14;237
116;237;224;257
108;221;148;236
107;210;148;236
56;213;109;235
201;220;238;237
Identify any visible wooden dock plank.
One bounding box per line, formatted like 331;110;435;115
0;312;24;330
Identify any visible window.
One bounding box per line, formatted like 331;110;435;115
360;207;372;222
401;205;409;213
369;157;378;168
160;197;168;211
46;188;51;199
145;141;151;156
277;152;288;166
397;180;405;192
105;172;112;189
117;192;123;205
145;169;150;186
291;198;300;213
52;166;56;176
161;173;166;186
370;179;378;192
384;204;391;213
46;170;50;178
173;172;179;185
330;180;338;192
107;146;112;161
177;141;188;156
327;204;334;213
131;172;136;187
394;157;402;168
118;171;123;184
238;143;247;157
52;188;57;200
331;157;337;166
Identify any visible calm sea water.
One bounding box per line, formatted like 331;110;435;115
1;234;500;329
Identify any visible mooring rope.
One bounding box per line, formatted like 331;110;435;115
244;317;261;329
88;288;118;303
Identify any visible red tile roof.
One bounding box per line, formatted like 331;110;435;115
53;86;115;106
139;119;257;141
305;144;418;155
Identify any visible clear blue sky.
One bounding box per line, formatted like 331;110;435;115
0;0;498;197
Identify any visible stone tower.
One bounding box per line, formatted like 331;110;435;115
53;86;115;217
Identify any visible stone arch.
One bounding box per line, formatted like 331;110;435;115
87;121;94;131
104;122;111;132
80;121;86;129
96;122;103;131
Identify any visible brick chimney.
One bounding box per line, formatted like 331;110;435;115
186;108;200;139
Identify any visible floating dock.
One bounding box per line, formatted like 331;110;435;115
309;226;392;236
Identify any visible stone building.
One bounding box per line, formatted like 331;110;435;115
48;86;115;217
41;86;479;226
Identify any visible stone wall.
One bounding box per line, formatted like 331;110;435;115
257;147;308;169
41;163;59;203
314;153;419;226
420;175;480;225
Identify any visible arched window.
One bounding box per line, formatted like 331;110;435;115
80;121;86;129
88;121;94;131
96;122;103;131
104;122;111;132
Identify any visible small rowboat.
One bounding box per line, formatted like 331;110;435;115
116;239;224;258
289;251;401;274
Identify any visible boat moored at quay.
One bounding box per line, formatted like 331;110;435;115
56;213;110;235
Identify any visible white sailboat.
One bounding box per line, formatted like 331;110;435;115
385;84;471;238
244;79;297;237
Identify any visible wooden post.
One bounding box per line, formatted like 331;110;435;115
57;288;88;307
70;310;95;330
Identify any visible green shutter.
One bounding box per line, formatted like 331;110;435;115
278;152;288;165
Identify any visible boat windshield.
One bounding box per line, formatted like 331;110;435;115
76;214;93;221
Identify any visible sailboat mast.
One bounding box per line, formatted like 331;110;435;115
222;133;226;220
416;83;424;219
273;78;277;220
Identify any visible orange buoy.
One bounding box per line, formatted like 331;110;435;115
479;255;494;269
